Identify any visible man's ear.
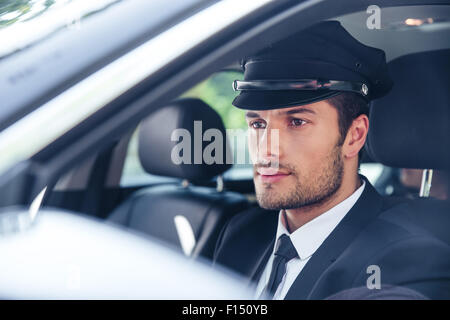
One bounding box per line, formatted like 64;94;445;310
343;114;369;160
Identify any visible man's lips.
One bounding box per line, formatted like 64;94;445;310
256;168;291;183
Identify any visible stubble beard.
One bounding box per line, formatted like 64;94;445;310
255;145;344;210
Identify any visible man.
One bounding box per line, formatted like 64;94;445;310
213;21;450;299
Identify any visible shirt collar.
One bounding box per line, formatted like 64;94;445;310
275;180;366;260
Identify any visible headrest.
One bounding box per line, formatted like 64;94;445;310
366;49;450;169
138;98;232;181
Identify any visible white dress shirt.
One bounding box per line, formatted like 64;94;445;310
255;181;366;300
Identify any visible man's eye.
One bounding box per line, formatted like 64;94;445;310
289;118;306;127
250;121;266;129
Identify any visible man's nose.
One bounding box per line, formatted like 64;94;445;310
256;127;280;163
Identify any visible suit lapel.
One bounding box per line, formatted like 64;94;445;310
236;208;277;285
284;179;384;300
249;238;275;284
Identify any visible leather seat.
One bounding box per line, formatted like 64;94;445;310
108;98;249;259
366;49;450;244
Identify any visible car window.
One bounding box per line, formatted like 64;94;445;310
359;163;384;186
181;71;246;129
120;71;248;187
0;0;123;59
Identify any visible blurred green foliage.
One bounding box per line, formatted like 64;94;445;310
182;71;246;129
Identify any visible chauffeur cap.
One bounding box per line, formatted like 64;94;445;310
232;21;393;110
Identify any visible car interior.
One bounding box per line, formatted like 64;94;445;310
40;3;449;264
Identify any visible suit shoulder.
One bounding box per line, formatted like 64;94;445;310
374;197;450;244
345;197;449;261
225;206;278;232
212;206;278;273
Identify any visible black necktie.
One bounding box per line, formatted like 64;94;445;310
260;234;298;299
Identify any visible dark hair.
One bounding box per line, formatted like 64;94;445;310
327;92;369;162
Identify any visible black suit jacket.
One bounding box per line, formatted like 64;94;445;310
213;179;450;299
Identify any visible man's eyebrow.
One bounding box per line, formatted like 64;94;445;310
245;111;261;118
245;108;316;118
280;107;316;116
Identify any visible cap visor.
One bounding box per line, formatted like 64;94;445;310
232;90;341;110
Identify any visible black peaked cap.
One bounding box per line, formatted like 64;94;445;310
232;20;393;110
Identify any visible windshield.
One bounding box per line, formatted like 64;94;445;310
0;0;208;132
0;0;122;59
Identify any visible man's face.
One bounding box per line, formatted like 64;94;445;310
246;100;344;210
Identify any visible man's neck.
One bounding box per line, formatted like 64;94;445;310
283;175;362;233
